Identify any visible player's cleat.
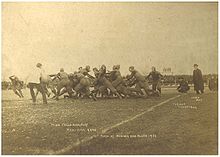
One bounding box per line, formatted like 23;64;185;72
116;93;122;99
156;91;161;97
90;93;97;101
64;95;69;98
92;96;97;101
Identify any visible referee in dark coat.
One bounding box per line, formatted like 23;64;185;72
193;64;204;94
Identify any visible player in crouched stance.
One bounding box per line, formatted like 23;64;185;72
72;72;97;101
127;66;160;97
177;77;190;93
55;68;74;100
9;75;24;98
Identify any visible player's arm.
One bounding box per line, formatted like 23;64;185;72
83;71;95;79
56;73;62;80
49;74;57;77
127;73;134;80
158;72;163;79
97;69;105;80
9;75;15;81
87;73;95;79
9;75;15;78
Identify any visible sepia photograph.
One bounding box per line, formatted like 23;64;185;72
2;2;218;155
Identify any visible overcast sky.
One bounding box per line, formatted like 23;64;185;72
2;2;218;80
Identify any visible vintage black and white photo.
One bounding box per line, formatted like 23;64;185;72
2;2;218;155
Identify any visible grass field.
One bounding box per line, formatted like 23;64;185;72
2;87;218;155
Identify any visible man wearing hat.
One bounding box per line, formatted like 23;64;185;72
193;64;204;94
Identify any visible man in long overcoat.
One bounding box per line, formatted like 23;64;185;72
193;64;204;94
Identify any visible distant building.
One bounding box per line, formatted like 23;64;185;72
162;67;173;75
